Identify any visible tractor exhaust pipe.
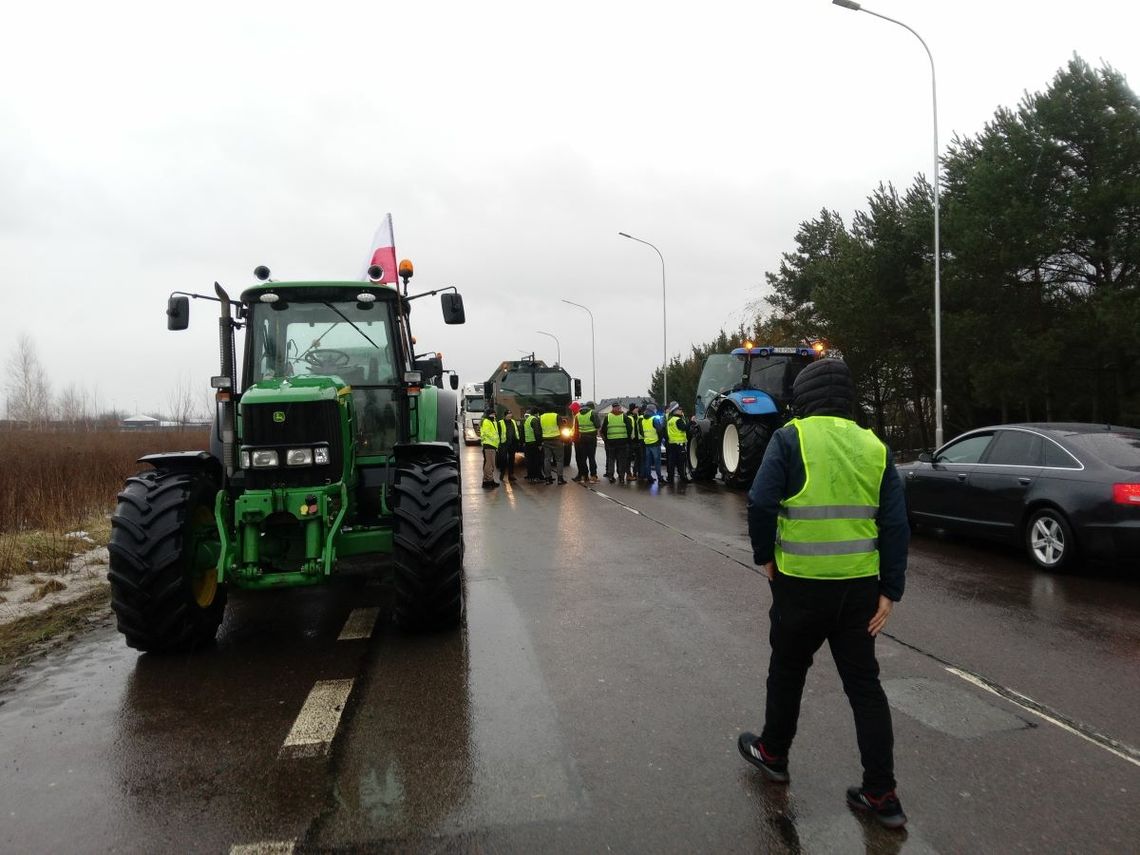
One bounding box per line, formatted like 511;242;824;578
214;282;238;478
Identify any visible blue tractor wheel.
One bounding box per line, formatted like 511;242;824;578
717;408;771;489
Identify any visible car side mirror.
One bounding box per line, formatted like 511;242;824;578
441;293;466;324
918;451;933;463
167;295;189;331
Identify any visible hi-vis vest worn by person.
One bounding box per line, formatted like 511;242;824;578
540;411;560;440
480;416;503;448
577;409;597;435
524;414;538;443
641;415;659;445
666;415;686;445
775;416;886;579
605;412;629;440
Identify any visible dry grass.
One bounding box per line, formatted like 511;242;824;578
0;587;111;674
0;428;206;586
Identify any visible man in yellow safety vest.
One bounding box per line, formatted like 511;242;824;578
479;408;504;489
737;358;910;830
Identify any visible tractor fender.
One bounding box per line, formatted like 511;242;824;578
434;387;461;444
727;390;779;417
138;451;222;483
393;441;457;466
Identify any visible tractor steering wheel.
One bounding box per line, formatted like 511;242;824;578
301;348;351;370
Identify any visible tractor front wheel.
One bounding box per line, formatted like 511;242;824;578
717;409;771;489
108;469;226;652
392;453;464;630
688;420;717;481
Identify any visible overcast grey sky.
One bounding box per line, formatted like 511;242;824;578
3;0;1137;415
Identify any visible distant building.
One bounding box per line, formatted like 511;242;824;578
120;414;161;430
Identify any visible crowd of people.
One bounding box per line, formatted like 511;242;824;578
479;400;693;489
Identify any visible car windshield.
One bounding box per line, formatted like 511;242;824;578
1069;432;1140;471
464;396;486;412
248;301;399;387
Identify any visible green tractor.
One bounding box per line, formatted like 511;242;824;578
107;262;467;652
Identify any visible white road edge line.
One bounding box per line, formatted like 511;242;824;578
278;678;354;760
338;607;380;641
944;666;1140;769
229;842;296;855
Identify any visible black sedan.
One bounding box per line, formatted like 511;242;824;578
898;423;1140;571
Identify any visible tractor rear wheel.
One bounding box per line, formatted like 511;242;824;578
717;409;771;489
392;453;464;630
688;421;718;481
108;469;226;652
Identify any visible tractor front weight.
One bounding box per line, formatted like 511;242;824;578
215;483;348;589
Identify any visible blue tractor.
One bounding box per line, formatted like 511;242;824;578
688;344;821;488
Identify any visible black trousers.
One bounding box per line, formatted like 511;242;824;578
525;443;542;479
666;444;688;481
575;434;598;477
760;572;896;793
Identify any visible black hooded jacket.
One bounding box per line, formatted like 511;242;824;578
746;359;909;601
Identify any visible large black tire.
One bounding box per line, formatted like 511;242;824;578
717;409;771;489
392;453;464;630
1024;507;1078;573
688;420;718;481
107;469;227;652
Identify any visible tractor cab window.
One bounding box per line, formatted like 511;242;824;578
247;300;402;452
695;354;742;403
748;356;812;401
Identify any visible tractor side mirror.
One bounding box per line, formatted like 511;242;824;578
441;293;466;324
450;374;459;390
574;378;582;399
167;295;189;330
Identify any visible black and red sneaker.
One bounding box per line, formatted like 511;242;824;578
846;787;907;829
737;732;789;783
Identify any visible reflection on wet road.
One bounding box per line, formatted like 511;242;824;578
0;446;1137;853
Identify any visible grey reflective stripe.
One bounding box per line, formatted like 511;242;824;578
776;538;878;556
779;505;878;521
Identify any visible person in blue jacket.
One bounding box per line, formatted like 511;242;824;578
737;358;910;830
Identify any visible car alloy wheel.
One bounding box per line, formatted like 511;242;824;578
1025;509;1075;572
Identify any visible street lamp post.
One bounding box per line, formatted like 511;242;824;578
536;330;560;367
618;232;668;407
833;0;943;448
561;298;596;401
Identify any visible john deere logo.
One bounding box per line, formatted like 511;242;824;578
273;411;286;423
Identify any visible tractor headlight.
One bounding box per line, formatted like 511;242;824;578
286;448;313;467
314;446;330;465
251;449;279;468
240;450;251;469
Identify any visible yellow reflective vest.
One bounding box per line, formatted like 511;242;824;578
540;411;560;439
641;415;659;445
666;415;686;445
480;416;503;448
774;416;886;580
577;409;597;435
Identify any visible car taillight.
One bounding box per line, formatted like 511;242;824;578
1113;483;1140;505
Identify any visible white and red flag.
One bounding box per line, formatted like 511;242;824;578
359;213;398;284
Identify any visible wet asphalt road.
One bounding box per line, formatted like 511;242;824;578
1;446;1138;853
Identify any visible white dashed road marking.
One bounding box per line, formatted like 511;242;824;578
337;607;380;641
945;666;1140;768
278;679;354;760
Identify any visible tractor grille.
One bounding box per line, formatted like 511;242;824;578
241;400;344;489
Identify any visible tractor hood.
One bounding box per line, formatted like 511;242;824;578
241;375;349;405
